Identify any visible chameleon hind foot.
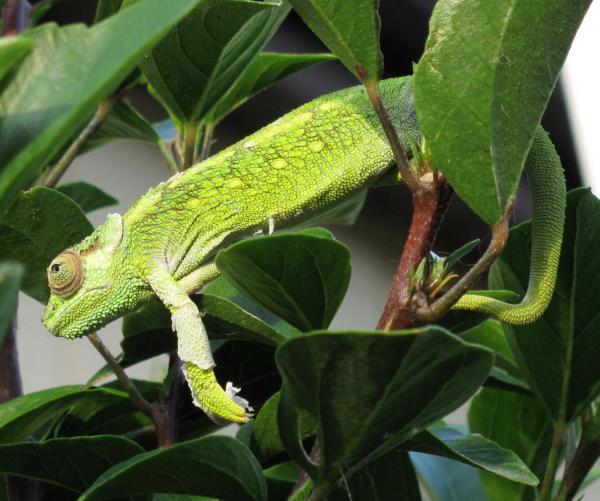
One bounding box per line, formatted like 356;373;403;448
183;361;253;424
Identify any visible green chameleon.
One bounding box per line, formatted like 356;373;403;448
42;76;566;424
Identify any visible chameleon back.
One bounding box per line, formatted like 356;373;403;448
123;77;419;281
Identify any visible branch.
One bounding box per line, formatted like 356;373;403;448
198;124;215;162
415;207;511;323
539;423;566;501
44;96;119;188
0;311;21;404
1;0;31;36
181;121;200;170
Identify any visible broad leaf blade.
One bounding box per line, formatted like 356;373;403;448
287;0;382;81
489;189;600;422
0;36;32;82
216;231;351;331
57;182;117;213
0;436;143;493
0;0;204;212
469;388;553;501
138;0;290;123
402;427;537;486
276;327;494;480
415;0;592;223
0;262;23;346
0;187;92;302
205;51;336;126
79;436;267;501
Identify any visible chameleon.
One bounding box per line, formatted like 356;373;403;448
42;76;566;424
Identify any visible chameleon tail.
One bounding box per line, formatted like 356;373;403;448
183;362;253;424
452;127;566;325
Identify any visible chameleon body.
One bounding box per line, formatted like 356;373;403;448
42;76;566;423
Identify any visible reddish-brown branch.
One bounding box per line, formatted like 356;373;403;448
1;0;31;36
377;174;452;330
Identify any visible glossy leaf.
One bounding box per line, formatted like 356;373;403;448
329;450;421;501
0;386;122;444
0;436;143;493
489;189;600;422
415;0;591;223
95;0;123;22
137;0;290;123
276;327;494;480
57;182;117;213
79;436;267;501
0;36;31;82
469;388;553;501
216;231;351;331
287;0;382;81
0;187;92;302
205;51;336;126
402;426;537;485
0;0;204;212
0;262;23;346
411;451;486;501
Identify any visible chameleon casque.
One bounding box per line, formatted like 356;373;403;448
42;76;566;424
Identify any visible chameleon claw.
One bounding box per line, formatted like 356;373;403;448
183;362;253;424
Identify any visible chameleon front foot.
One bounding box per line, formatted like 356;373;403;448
183;362;253;424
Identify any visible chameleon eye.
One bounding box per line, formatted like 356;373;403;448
47;250;83;296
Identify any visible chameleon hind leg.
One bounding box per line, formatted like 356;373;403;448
148;264;252;424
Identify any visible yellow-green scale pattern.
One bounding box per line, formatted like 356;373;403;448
123;77;419;282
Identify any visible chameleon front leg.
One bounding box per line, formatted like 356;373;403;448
148;265;252;424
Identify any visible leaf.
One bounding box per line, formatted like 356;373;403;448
95;0;123;22
0;36;32;82
84;100;159;150
204;51;336;126
0;0;204;212
79;436;267;501
287;0;382;81
469;388;553;501
0;436;143;493
0;187;92;302
329;450;421;501
276;327;494;481
402;426;537;486
0;386;120;444
414;0;592;224
216;231;351;331
411;451;486;501
489;189;600;422
137;0;290;123
0;262;23;346
57;182;117;213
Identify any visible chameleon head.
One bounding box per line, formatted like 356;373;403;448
43;213;141;339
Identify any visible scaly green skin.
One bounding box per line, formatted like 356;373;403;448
42;76;565;423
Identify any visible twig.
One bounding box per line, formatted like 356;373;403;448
198;124;215;162
1;0;31;35
415;207;511;323
539;423;566;501
158;141;179;176
181;121;199;169
87;332;154;416
356;67;419;192
44;97;119;188
0;311;21;404
377;173;452;330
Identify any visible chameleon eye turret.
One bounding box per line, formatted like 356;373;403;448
47;250;84;296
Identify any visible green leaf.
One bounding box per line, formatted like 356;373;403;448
137;0;290;123
414;0;592;224
85;100;159;150
276;327;493;480
329;450;421;501
95;0;124;22
216;231;351;331
57;182;118;213
0;36;32;82
0;187;92;302
204;51;336;126
489;189;600;422
0;0;204;212
411;451;486;501
469;388;553;501
402;426;537;486
0;436;143;493
0;386;120;444
79;436;267;501
287;0;382;81
0;262;23;346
